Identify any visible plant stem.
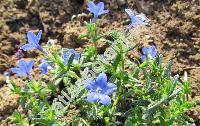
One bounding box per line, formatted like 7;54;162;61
111;95;121;113
121;54;125;72
142;88;182;124
94;42;98;60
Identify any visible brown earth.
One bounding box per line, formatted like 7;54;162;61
0;0;199;125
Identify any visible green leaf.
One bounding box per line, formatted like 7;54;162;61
29;81;42;93
158;116;166;126
93;35;102;42
68;70;79;79
164;60;173;78
78;34;88;40
13;111;26;126
169;75;179;95
54;77;63;86
85;46;96;60
112;53;121;72
139;60;148;68
53;54;65;69
164;80;171;96
8;81;21;95
182;81;191;94
20;97;27;110
66;53;75;68
47;82;57;93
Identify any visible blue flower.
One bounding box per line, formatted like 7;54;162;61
38;59;52;75
87;1;109;23
11;60;34;77
63;49;80;65
86;73;117;105
20;30;45;53
141;45;157;61
125;9;149;29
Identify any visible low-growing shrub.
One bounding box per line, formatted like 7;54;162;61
8;1;195;126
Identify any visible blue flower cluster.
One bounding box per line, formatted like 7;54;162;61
11;60;34;78
87;2;148;29
125;9;149;29
141;45;157;61
20;30;45;53
38;59;52;75
86;73;117;105
62;49;81;65
11;1;156;106
11;31;81;77
87;1;109;23
9;2;193;125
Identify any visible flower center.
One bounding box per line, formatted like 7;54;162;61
96;87;102;94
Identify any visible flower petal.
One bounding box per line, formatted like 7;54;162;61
27;60;34;73
74;53;81;61
99;94;111;105
96;73;107;89
86;80;96;91
87;1;96;13
135;13;147;22
39;60;52;75
20;44;36;51
103;83;117;95
131;16;144;25
149;45;157;57
87;92;99;103
68;49;75;54
63;54;70;65
39;64;48;74
97;2;104;14
99;9;109;15
149;45;155;50
125;9;147;27
140;55;147;61
11;68;25;77
27;31;38;44
18;60;27;69
36;45;44;53
125;9;135;17
142;47;148;54
37;30;42;41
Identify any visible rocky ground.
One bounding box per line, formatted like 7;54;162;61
0;0;199;125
